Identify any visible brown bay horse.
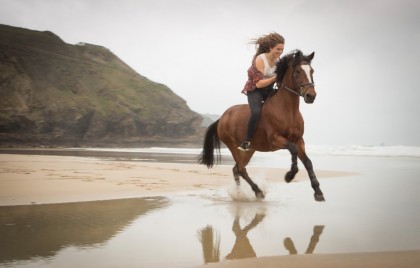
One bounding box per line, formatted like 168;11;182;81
199;50;325;202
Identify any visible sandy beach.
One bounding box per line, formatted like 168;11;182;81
0;153;348;206
1;152;420;268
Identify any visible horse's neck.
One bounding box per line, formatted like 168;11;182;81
266;85;300;114
261;75;300;128
278;87;299;107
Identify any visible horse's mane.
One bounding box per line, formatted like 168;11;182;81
275;49;312;82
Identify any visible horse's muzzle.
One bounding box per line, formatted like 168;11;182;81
304;93;316;103
304;88;317;103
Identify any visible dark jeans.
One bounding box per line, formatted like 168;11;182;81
245;86;274;140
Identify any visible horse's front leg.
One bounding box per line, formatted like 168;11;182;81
296;139;325;201
271;136;299;182
284;141;299;183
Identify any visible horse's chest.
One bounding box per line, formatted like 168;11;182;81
271;118;304;140
289;128;303;141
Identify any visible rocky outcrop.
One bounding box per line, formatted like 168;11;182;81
0;24;204;147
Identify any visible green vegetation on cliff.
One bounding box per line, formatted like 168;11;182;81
0;24;203;147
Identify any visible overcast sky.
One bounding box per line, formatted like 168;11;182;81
1;0;419;146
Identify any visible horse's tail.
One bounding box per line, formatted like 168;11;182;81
199;120;221;168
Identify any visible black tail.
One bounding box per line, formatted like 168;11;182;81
199;120;221;168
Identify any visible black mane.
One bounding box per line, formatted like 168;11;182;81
275;50;312;83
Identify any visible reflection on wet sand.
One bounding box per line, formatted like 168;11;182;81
197;211;266;264
284;225;325;255
198;204;325;265
0;197;167;264
197;225;221;263
226;212;266;260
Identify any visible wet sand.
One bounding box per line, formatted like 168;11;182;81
1;152;420;268
199;250;420;268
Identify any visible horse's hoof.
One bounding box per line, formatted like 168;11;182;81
314;194;325;202
256;191;265;200
285;171;296;183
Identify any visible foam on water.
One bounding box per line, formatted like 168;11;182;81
306;145;420;158
78;145;420;158
227;173;269;202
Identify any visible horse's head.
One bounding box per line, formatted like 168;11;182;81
276;50;317;104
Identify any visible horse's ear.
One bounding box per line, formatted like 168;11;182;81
308;52;315;62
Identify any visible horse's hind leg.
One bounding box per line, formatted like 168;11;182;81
233;150;255;186
296;139;325;201
233;164;240;186
230;148;264;199
240;167;265;199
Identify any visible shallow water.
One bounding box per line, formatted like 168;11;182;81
1;154;420;267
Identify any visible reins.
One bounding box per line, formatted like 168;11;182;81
279;82;315;97
279;83;301;96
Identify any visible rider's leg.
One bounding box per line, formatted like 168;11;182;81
238;90;263;151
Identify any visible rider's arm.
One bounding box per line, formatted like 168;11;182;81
254;56;277;88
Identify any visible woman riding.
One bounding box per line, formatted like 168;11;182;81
238;32;285;151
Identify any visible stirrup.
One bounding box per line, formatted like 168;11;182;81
237;140;250;151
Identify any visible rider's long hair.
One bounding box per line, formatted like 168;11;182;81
251;32;285;59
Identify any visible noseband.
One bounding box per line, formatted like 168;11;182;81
279;64;315;97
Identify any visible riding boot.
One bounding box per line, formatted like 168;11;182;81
238;140;251;151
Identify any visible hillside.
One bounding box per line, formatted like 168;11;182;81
0;24;204;147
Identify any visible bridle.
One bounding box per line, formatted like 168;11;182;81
278;63;315;97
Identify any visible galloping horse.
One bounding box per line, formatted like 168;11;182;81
199;50;325;202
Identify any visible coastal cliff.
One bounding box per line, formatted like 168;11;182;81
0;24;204;147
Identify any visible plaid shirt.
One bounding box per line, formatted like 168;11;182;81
241;59;264;95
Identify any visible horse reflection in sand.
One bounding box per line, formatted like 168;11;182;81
197;210;265;264
197;225;221;264
283;225;325;255
200;50;324;201
225;212;266;260
197;208;325;264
